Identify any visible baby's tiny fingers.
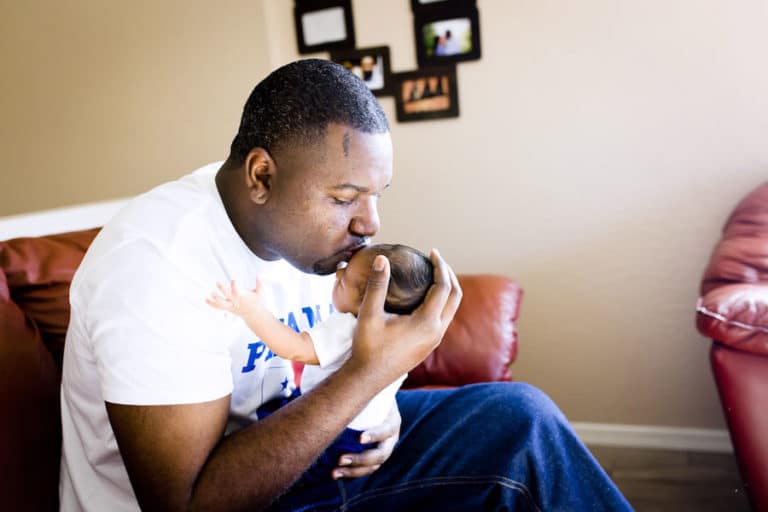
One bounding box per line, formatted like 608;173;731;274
207;291;235;308
360;423;397;445
332;464;381;480
337;446;389;469
216;281;228;295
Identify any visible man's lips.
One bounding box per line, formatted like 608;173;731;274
337;238;369;258
335;244;365;263
316;240;369;272
345;243;367;256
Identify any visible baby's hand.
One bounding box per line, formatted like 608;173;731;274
206;279;263;317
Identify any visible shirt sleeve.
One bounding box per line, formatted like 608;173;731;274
307;312;357;369
82;238;235;405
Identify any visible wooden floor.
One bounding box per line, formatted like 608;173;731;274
587;445;752;511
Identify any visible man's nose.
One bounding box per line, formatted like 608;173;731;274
350;196;380;237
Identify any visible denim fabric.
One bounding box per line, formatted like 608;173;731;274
267;383;633;512
257;388;376;485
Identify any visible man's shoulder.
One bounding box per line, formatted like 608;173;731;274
72;163;226;291
115;162;222;233
94;163;223;251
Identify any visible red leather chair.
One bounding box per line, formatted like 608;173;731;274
697;182;768;512
1;228;522;511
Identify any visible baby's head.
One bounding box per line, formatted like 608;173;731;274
332;244;433;316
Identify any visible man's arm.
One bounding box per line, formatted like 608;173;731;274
107;361;381;511
107;250;461;511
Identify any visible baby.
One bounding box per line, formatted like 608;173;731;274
207;243;433;482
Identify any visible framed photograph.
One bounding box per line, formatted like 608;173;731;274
294;0;355;54
330;46;393;97
414;6;481;67
393;66;459;122
410;0;476;10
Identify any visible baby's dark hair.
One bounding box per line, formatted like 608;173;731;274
365;244;433;315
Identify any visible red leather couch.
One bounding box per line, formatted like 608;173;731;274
697;182;768;512
0;227;523;511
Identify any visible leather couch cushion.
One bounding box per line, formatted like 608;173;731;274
403;274;521;388
0;228;99;510
0;280;61;510
697;284;768;356
0;228;100;368
698;183;768;356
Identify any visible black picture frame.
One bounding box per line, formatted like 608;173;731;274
330;46;394;97
410;0;476;11
393;66;459;122
414;5;481;67
294;0;355;54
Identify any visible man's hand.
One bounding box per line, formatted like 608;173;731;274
333;402;401;479
350;248;462;388
333;249;459;479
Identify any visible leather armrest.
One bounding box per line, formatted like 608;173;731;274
697;182;768;357
696;283;768;356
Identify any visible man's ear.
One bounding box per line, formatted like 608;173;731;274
244;147;276;204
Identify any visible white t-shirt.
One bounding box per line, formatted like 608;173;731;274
302;312;406;430
59;162;336;512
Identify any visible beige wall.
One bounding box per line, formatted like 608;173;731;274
0;0;271;215
263;0;768;429
4;0;768;429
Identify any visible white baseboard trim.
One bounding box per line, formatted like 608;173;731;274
573;422;733;453
0;198;129;240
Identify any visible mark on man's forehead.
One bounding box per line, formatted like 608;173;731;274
342;131;351;157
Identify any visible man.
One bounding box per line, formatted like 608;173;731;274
60;59;630;511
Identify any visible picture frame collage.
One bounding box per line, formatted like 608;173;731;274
293;0;481;122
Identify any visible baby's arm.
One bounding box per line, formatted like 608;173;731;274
207;280;319;365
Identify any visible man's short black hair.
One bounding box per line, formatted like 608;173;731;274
366;244;434;315
230;59;389;162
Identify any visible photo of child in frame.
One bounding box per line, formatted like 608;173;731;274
330;46;393;96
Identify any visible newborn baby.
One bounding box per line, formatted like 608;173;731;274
208;243;433;482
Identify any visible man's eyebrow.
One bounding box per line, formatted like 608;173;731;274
332;183;391;192
332;183;367;192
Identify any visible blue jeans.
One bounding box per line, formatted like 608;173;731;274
267;383;632;511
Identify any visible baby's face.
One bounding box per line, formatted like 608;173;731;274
332;247;375;315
